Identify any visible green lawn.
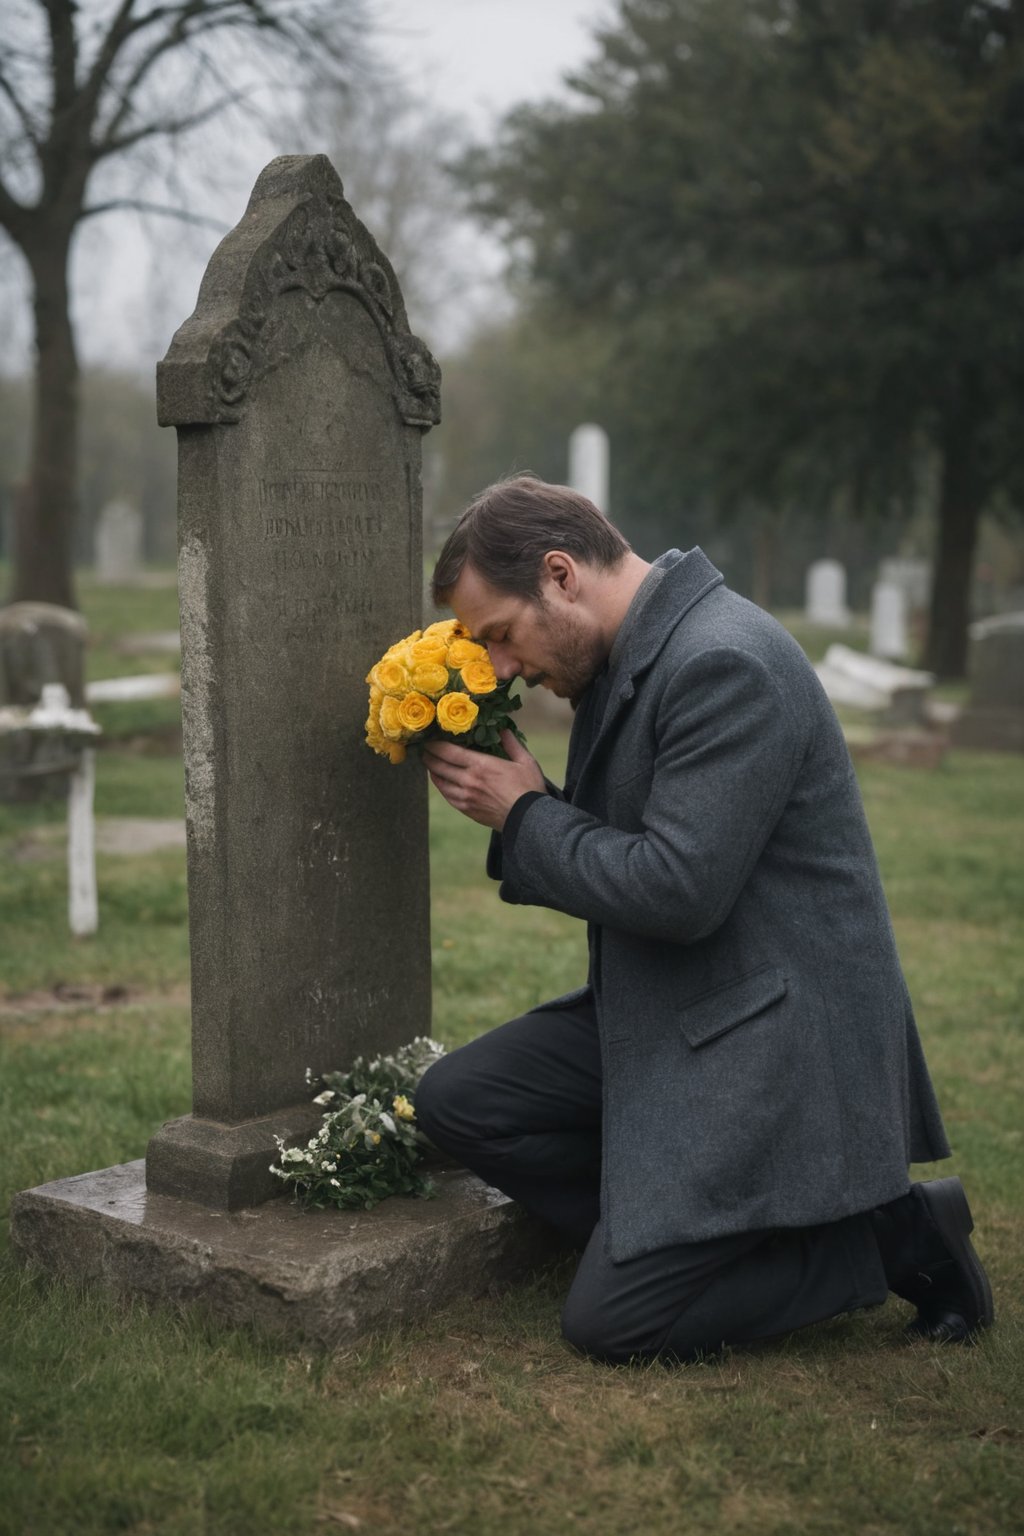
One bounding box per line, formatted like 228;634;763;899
1;583;1022;1536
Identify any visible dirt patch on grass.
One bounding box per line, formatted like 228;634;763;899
0;980;190;1026
9;816;186;861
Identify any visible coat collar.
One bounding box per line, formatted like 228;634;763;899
566;547;724;796
610;548;724;690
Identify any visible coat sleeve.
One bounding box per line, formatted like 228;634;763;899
497;645;810;943
486;776;564;882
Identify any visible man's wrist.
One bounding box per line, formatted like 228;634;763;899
501;789;547;843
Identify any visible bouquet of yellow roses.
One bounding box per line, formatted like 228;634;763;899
365;618;524;765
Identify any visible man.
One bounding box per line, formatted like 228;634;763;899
416;474;993;1365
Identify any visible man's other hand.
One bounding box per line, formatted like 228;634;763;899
422;730;546;830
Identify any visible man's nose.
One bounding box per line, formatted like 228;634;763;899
486;641;519;679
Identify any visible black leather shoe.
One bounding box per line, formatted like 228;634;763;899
900;1178;994;1344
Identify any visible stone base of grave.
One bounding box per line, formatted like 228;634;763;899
951;706;1024;754
9;1160;568;1349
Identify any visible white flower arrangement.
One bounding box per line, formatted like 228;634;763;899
271;1037;446;1211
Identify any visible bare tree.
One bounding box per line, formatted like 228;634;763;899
0;0;368;608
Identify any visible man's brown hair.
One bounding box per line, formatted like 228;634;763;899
431;474;631;605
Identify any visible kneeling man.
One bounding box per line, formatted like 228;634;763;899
416;474;993;1364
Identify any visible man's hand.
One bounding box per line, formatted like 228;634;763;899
422;730;546;830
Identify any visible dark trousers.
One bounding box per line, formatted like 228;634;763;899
415;997;889;1364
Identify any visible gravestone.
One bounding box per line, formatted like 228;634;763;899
569;423;610;512
805;559;849;627
952;612;1024;752
869;581;909;661
11;156;562;1346
95;499;144;583
879;557;931;614
0;602;88;803
148;153;439;1207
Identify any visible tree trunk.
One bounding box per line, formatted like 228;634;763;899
751;507;779;612
10;230;79;609
925;414;984;680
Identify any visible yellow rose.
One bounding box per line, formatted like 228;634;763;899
370;656;410;696
397;692;436;733
409;635;449;666
392;1094;415;1121
424;618;469;641
436;692;479;735
409;661;450;697
447;638;488;669
459;658;498;695
385;743;406;765
379;695;405;740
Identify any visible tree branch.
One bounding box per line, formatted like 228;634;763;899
0;171;31;245
0;58;41;148
45;0;79;117
93;1;262;149
94;86;249;159
79;195;230;232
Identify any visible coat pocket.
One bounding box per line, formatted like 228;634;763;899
679;963;788;1049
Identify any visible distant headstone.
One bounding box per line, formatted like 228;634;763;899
0;602;86;708
816;643;934;725
146;154;441;1208
0;602;88;803
805;559;849;627
870;581;909;661
879;557;931;613
95;499;144;583
569;423;610;512
952;612;1024;753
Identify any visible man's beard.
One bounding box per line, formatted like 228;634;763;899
526;600;605;705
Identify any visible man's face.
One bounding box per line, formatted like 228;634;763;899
448;562;605;702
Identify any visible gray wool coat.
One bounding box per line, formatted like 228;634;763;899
490;548;950;1264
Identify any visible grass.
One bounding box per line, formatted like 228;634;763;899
1;581;1022;1535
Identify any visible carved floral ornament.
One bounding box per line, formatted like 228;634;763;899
209;194;441;429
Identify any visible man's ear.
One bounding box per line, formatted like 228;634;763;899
541;550;580;601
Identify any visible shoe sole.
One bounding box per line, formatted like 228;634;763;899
910;1177;995;1339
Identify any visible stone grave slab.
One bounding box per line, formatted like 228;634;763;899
10;1162;567;1350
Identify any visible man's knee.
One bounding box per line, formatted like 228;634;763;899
411;1053;454;1144
560;1290;643;1366
561;1275;726;1368
413;1047;486;1150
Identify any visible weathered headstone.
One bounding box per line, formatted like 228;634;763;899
879;557;931;614
0;602;88;803
147;153;440;1207
94;499;144;583
805;559;849;627
869;580;909;661
569;423;610;512
952;612;1024;752
11;155;564;1347
816;644;934;726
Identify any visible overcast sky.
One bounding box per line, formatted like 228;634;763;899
1;0;614;374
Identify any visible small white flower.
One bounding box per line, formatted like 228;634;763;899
312;1091;334;1106
330;1178;340;1187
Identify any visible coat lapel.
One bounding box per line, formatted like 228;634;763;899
568;548;724;802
